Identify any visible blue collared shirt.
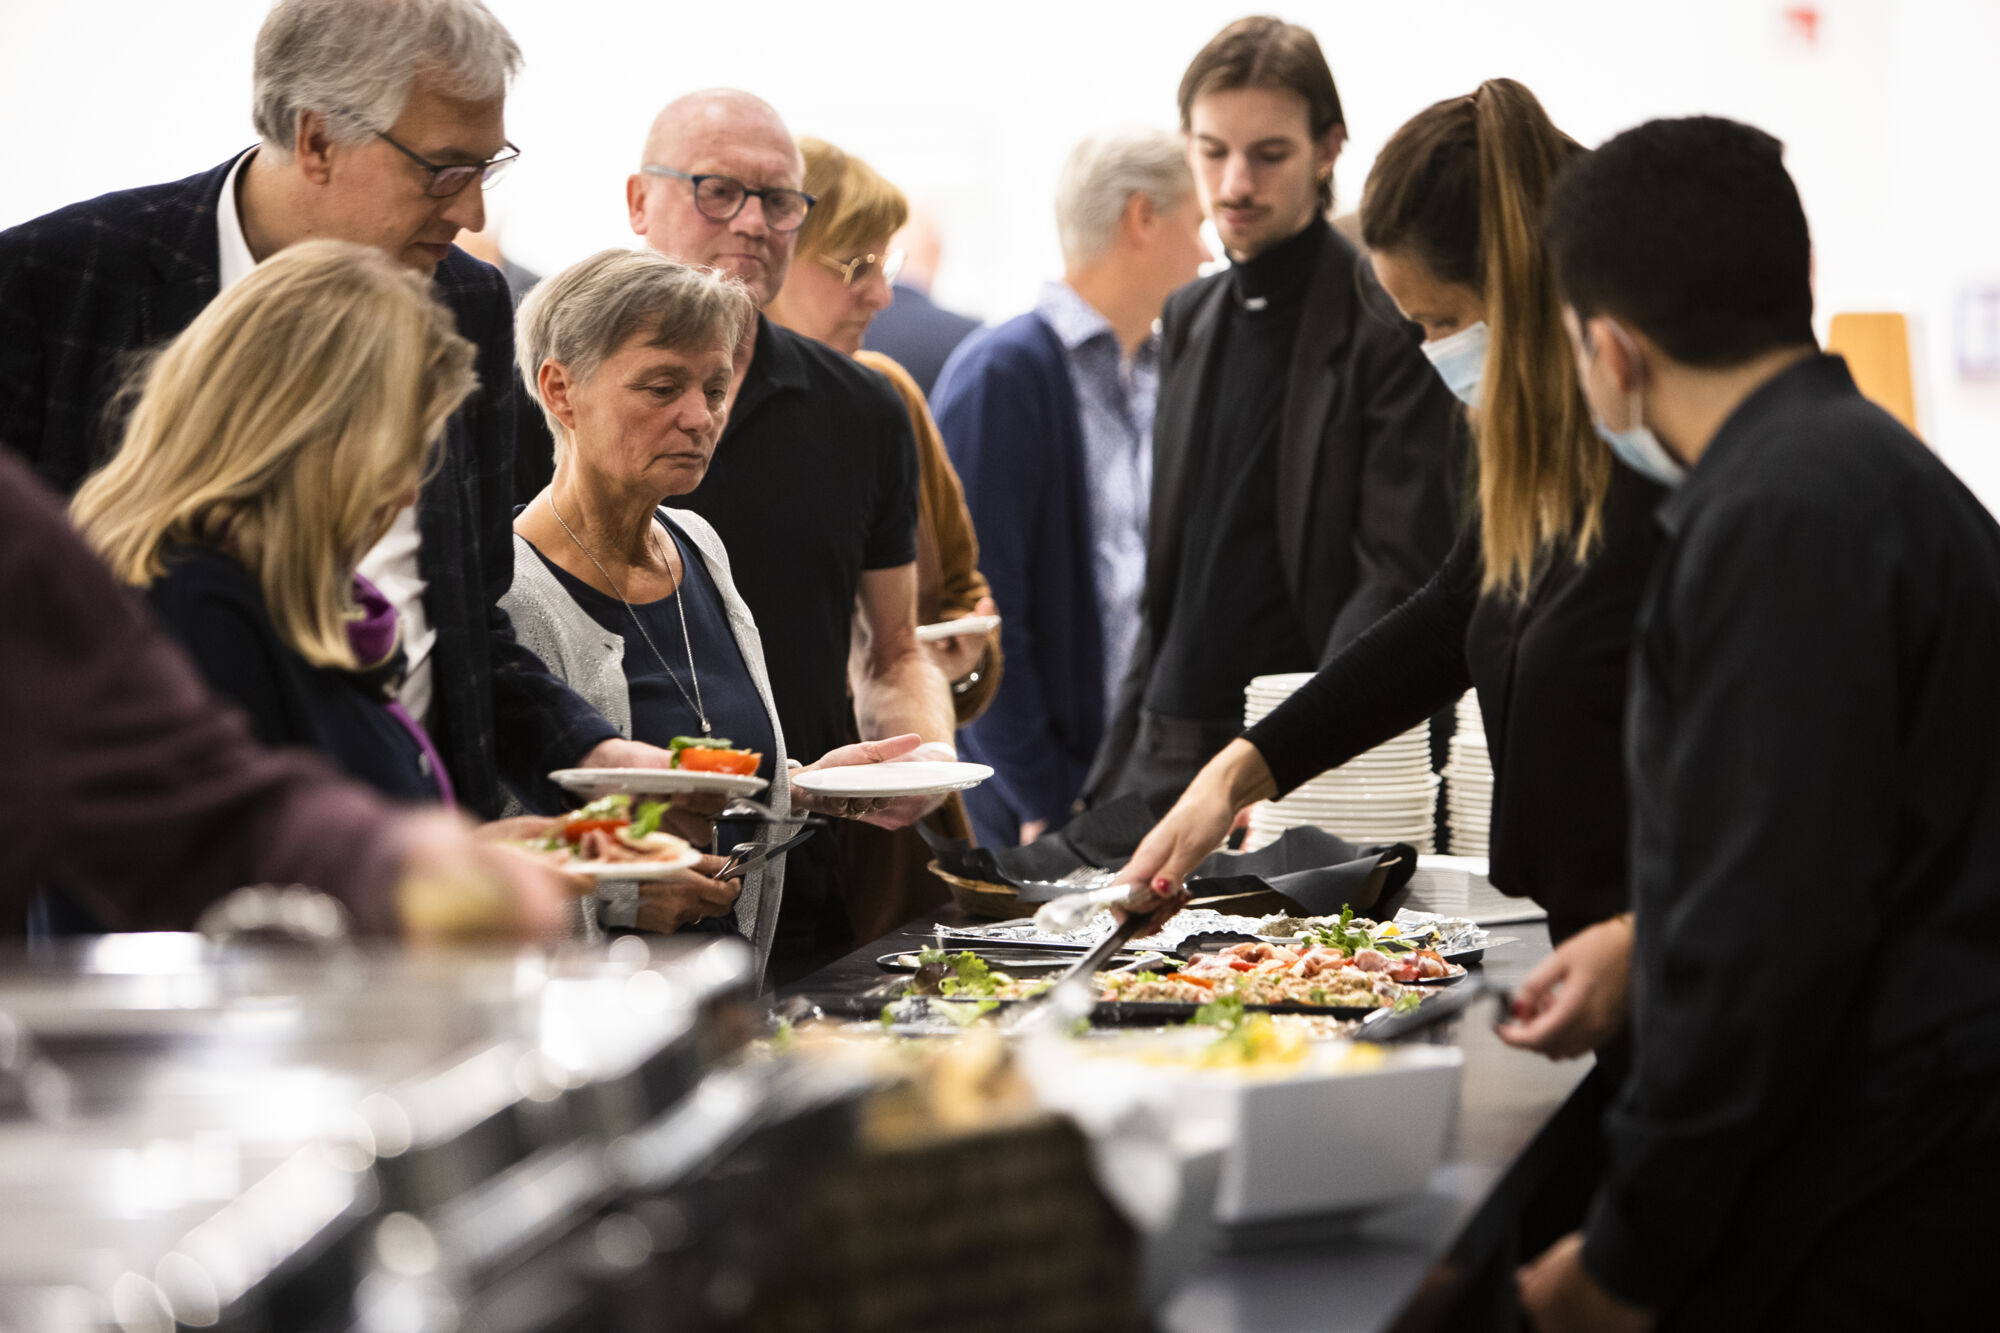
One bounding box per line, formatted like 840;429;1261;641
1035;281;1159;710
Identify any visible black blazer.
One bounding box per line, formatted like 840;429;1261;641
1087;224;1463;797
0;155;616;818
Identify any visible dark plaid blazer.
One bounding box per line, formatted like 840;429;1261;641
0;154;615;818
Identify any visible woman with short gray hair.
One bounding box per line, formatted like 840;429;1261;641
507;251;775;954
506;250;921;970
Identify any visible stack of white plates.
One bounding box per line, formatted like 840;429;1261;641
1442;691;1493;855
1242;673;1438;852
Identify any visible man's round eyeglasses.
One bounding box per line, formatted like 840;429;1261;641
377;131;520;198
641;165;816;232
815;248;905;287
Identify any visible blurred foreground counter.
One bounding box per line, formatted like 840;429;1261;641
0;933;1141;1333
0;917;1588;1332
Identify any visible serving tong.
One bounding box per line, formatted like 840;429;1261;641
714;822;821;881
1000;887;1163;1035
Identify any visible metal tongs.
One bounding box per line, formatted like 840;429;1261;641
1002;883;1173;1035
715;822;822;881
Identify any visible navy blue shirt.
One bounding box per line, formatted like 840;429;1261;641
532;514;777;784
145;545;443;804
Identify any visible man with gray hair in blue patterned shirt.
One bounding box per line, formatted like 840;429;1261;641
935;129;1210;848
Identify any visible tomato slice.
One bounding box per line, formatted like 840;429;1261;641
676;748;761;775
561;816;629;845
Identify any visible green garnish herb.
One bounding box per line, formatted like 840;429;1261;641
942;999;999;1025
937;950;999;998
916;946;949;967
1305;905;1375;958
1191;990;1247;1032
572;793;633;821
1308;986;1328;1005
668;735;736;762
1393;990;1424;1013
627;799;669;839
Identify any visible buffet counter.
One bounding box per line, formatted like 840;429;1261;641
0;912;1595;1331
785;911;1597;1333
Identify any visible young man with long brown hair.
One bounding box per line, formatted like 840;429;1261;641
1084;16;1461;815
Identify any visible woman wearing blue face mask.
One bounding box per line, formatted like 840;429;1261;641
1120;80;1662;1059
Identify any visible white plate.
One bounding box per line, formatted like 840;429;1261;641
915;614;1001;643
566;847;702;880
1278;794;1439;810
792;760;994;798
550;767;768;798
1303;777;1436;791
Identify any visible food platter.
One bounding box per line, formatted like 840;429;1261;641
874;943;1469;982
818;988;1388;1026
875;948;1152;973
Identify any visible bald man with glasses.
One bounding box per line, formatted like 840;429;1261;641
627;89;955;981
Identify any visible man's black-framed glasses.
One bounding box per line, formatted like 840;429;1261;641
377;130;520;197
641;165;816;232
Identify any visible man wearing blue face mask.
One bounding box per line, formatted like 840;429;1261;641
1517;115;2000;1333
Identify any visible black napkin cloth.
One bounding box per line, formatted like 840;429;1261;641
920;800;1417;920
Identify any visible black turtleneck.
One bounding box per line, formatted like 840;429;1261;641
1145;215;1328;720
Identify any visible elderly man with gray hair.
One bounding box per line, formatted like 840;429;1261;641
0;0;674;851
933;129;1210;848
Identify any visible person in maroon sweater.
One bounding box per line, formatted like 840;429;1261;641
0;450;570;939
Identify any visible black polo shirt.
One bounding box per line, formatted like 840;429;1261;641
1584;354;2000;1314
675;315;920;765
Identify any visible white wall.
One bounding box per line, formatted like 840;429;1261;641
5;0;1996;501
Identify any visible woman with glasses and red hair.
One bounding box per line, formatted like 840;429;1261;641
766;136;1003;940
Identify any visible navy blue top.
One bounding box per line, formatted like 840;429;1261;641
532;514;777;785
145;545;444;804
934;312;1105;838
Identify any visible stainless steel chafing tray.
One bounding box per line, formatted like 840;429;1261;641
0;932;756;1333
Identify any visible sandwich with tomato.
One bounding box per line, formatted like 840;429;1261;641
520;793;693;868
668;735;761;776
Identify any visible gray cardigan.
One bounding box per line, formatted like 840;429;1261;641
501;509;793;977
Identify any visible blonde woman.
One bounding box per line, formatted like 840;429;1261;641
74;240;475;804
765;136;1001;939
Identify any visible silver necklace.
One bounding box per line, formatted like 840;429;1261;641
548;494;710;735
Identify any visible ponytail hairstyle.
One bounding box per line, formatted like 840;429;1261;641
1360;78;1604;598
